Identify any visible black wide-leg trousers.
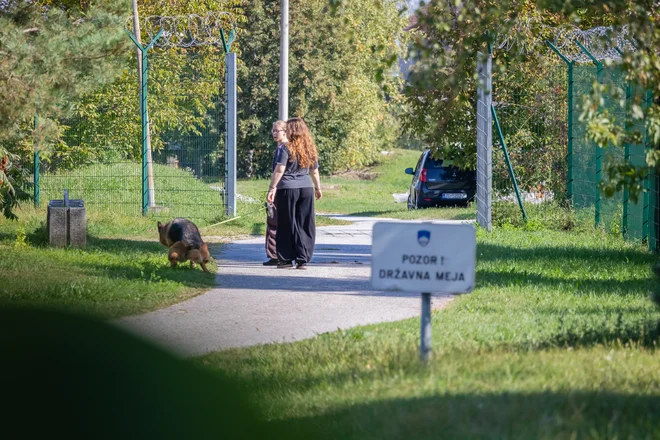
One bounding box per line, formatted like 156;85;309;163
265;201;277;259
275;187;316;263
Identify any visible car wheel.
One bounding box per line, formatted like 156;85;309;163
407;195;417;210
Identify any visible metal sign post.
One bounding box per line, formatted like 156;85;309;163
420;292;432;361
371;222;477;361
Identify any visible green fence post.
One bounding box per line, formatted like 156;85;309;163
567;62;574;202
545;41;574;202
33;115;40;207
643;168;650;243
643;90;654;249
575;40;603;228
622;79;632;239
219;28;236;54
141;44;148;215
613;47;630;240
126;28;163;216
491;104;527;221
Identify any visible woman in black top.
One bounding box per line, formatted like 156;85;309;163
263;120;288;266
266;118;323;269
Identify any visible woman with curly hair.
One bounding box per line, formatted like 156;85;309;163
266;117;322;269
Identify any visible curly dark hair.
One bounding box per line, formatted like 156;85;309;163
286;118;318;168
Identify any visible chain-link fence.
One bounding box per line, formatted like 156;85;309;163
492;63;568;200
37;46;227;224
483;39;657;251
570;64;658;249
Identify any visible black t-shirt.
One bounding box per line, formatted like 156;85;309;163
272;143;285;171
276;146;319;189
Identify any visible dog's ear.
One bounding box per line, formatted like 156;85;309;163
157;221;163;230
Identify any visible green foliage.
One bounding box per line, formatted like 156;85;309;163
0;0;129;219
12;0;405;224
0;236;217;318
0;148;31;220
45;1;245;171
13;227;28;250
399;0;626;198
600;162;648;203
401;0;519;167
493;61;568;197
552;1;660;201
236;0;406;177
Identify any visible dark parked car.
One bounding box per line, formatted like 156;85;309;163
405;150;476;209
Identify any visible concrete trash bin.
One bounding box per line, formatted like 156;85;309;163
47;198;86;248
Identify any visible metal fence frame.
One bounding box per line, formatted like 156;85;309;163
546;40;657;251
33;15;238;224
476;50;493;232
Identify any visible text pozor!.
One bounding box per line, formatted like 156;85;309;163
402;255;445;265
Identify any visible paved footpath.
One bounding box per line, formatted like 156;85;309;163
116;216;462;357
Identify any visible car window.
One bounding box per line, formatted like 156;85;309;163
424;158;445;169
413;152;425;173
433;167;460;180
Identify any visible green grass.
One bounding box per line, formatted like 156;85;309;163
0;218;220;318
238;149;476;221
0;157;356;318
5;146;660;435
200;226;660;438
0;199;346;318
41;162;227;223
196;153;660;438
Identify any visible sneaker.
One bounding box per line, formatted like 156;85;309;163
277;260;294;269
263;258;279;266
296;260;307;270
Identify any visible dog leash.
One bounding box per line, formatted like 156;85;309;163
200;199;269;229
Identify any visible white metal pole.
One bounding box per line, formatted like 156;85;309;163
226;52;237;217
279;0;289;121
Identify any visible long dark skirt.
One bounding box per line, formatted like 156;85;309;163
275;187;316;263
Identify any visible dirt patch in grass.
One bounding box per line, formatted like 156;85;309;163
332;168;382;180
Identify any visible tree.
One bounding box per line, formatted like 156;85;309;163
44;1;245;172
237;0;407;178
401;1;565;168
400;0;658;201
46;0;404;184
0;0;128;219
2;0;405;220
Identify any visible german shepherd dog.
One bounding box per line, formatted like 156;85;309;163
157;218;212;273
